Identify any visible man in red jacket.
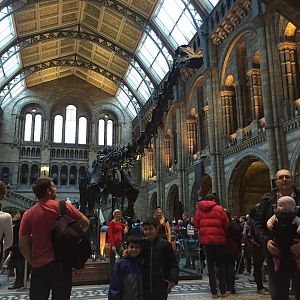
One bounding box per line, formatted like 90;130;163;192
194;194;229;298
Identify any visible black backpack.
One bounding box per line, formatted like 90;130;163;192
52;201;91;269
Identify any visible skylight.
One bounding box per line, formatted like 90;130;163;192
116;88;138;118
137;29;172;82
208;0;222;7
153;0;202;49
0;7;15;48
0;8;25;106
125;63;154;103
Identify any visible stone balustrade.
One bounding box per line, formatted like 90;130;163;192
4;189;36;210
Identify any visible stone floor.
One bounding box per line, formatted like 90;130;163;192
0;272;272;300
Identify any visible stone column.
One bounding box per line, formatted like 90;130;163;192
233;81;246;128
19;116;25;143
186;119;197;165
177;104;189;212
256;15;283;176
265;14;289;169
220;89;235;135
247;69;263;120
278;42;298;117
205;69;217;194
91;118;97;146
43;117;49;142
13;115;20;143
208;39;227;202
164;137;172;173
156;128;165;207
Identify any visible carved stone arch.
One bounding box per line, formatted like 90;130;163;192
12;96;50;118
226;149;270;185
278;15;295;39
163;103;181;135
186;75;205;109
93;103;127;124
219;23;257;85
226;151;271;215
49;92;91;118
166;184;181;221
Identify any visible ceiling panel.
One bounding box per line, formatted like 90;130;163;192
11;0;159;100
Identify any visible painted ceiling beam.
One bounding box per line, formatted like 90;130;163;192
0;24;158;91
0;0;176;57
0;54;144;109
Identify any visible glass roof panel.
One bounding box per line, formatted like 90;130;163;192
125;63;153;102
208;0;222;6
0;7;15;49
137;30;171;82
116;89;138;118
153;0;202;48
127;102;136;117
0;53;20;84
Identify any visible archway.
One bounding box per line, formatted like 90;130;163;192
229;158;271;216
167;185;181;221
149;192;157;216
189;173;212;215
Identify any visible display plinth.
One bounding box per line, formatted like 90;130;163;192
72;259;110;285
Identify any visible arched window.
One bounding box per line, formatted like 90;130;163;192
79;166;86;185
20;164;29;184
52;105;88;144
23;109;42;142
53;115;63;143
33;114;42;142
24;114;32;141
78;117;87;144
51;165;58;185
98;119;105;146
60;166;68;185
107;120;113;146
69;166;77;185
65;105;77;144
1;167;9;183
30;165;39;184
98;115;114;146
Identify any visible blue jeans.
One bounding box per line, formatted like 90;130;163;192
30;261;72;300
204;245;226;295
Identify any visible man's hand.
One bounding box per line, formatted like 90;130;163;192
290;239;300;257
267;240;280;256
164;280;176;292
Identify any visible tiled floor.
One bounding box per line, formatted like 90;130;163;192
0;272;272;299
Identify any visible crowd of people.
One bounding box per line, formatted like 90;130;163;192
0;168;299;300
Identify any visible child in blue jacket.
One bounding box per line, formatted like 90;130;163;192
108;235;143;300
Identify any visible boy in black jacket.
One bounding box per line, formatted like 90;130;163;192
141;217;179;300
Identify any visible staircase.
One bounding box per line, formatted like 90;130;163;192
2;190;37;210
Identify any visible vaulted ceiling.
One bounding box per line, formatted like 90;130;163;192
7;0;158;94
0;0;212;116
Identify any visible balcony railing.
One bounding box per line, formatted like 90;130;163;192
5;189;36;209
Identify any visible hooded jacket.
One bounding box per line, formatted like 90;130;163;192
194;200;229;245
108;255;143;300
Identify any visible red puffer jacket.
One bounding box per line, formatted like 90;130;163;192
194;200;229;245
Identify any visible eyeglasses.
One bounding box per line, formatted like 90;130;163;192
277;175;292;180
